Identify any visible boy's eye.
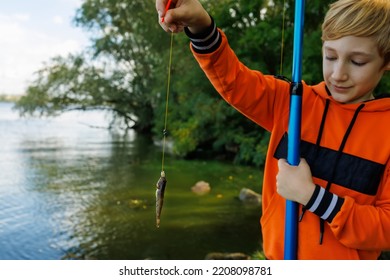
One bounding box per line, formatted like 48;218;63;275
325;56;337;61
351;60;366;66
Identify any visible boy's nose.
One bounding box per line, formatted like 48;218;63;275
331;62;348;81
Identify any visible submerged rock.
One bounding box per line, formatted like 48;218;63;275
239;188;262;205
205;252;251;260
191;181;211;195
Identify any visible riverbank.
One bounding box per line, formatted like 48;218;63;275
0;94;22;102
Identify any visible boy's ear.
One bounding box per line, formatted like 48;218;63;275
385;58;390;71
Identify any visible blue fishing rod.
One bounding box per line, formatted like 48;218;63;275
284;0;305;260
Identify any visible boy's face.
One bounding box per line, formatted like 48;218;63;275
322;36;390;104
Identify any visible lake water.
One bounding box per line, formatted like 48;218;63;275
0;102;263;260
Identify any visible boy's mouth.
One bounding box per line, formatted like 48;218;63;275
331;84;352;93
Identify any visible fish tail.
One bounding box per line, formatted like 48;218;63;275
156;218;161;228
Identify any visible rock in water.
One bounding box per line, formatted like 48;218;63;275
205;252;251;260
191;181;211;195
239;188;262;205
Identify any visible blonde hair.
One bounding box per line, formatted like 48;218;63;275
322;0;390;65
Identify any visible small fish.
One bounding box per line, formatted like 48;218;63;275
156;171;167;228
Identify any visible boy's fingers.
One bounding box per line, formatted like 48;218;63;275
156;0;167;16
299;158;307;166
278;158;288;169
158;19;170;32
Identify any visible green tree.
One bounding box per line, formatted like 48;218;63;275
15;0;389;166
15;0;166;133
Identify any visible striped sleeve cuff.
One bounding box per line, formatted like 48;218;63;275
305;185;344;223
184;16;222;54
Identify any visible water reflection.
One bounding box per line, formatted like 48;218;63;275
0;102;262;260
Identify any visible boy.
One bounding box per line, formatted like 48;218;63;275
156;0;390;259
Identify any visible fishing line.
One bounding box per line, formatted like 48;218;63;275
161;31;174;172
279;0;290;134
279;0;287;75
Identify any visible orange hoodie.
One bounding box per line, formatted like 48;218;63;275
185;24;390;259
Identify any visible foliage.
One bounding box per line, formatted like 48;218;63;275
14;0;390;167
15;54;145;130
16;0;164;133
251;250;267;260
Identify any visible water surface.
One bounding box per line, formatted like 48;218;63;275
0;102;263;260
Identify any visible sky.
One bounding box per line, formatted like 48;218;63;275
0;0;89;95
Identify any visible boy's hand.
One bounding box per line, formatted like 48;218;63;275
276;158;315;205
156;0;212;34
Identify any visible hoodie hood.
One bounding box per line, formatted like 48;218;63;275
311;81;390;112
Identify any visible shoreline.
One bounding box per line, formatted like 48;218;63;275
0;94;22;103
